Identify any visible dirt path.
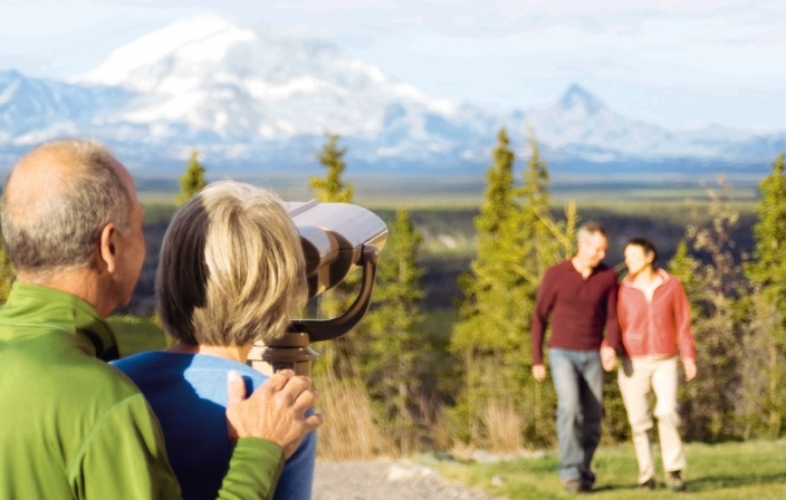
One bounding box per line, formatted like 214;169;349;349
312;459;497;500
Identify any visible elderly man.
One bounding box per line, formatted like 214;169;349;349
0;139;323;499
531;222;621;493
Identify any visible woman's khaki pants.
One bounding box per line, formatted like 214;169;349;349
618;356;686;484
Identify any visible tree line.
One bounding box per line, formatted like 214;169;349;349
1;133;784;457
304;129;786;455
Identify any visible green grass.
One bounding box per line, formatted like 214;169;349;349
433;440;786;499
109;315;167;357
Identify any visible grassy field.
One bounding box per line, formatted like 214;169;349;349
435;440;786;499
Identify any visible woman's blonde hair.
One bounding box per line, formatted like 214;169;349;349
156;181;306;346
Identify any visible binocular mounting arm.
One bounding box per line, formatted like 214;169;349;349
250;245;380;376
288;245;380;342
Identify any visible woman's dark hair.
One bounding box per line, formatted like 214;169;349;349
625;236;659;264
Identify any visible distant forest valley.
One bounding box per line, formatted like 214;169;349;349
127;176;760;317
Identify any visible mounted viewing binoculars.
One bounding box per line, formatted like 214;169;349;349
248;200;388;377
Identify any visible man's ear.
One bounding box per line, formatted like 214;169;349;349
98;223;118;273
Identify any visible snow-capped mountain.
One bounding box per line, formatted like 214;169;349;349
524;84;768;164
1;14;784;175
0;70;131;141
73;15;474;141
527;84;676;161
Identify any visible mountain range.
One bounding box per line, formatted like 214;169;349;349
0;14;783;180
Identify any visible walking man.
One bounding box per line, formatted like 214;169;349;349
531;222;620;493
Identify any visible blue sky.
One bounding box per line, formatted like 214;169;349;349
1;0;784;132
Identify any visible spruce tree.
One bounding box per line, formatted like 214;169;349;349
476;128;516;235
310;133;359;377
450;128;571;448
745;152;786;435
509;132;567;314
310;133;353;203
365;208;425;454
450;128;518;446
453;128;516;344
504;131;572;445
747;153;786;342
176;150;206;206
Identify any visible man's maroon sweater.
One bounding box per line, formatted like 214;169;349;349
531;260;621;365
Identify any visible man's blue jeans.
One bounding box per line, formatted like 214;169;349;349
549;348;604;485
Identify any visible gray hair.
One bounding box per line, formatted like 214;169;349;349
1;139;132;276
156;181;307;346
576;221;607;242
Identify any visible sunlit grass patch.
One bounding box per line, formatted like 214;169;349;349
435;440;786;499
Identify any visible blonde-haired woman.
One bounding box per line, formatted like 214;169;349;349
113;181;314;500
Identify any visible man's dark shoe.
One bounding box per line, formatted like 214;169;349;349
638;477;656;490
564;478;593;493
666;470;686;491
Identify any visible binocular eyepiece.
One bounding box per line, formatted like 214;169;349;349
249;201;388;376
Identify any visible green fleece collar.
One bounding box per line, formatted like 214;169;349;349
0;282;119;361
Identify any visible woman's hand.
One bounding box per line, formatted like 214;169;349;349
683;358;697;381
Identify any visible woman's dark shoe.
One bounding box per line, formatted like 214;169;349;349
638;477;656;490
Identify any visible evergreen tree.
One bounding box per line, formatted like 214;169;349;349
747;153;786;337
508;132;570;315
450;128;519;446
452;128;517;353
365;208;425;454
450;128;571;448
310;133;353;203
503;131;573;445
452;128;516;347
476;128;516;235
176;150;206;206
745;152;786;435
310;133;359;377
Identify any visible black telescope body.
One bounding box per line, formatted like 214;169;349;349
248;200;388;376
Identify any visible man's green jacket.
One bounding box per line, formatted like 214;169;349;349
0;282;284;499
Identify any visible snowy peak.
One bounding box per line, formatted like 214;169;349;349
0;70;132;141
556;83;607;118
74;15;257;90
68;14;463;140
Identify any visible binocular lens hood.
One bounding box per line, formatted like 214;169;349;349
286;200;388;298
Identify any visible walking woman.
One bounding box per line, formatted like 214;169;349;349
617;237;697;492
